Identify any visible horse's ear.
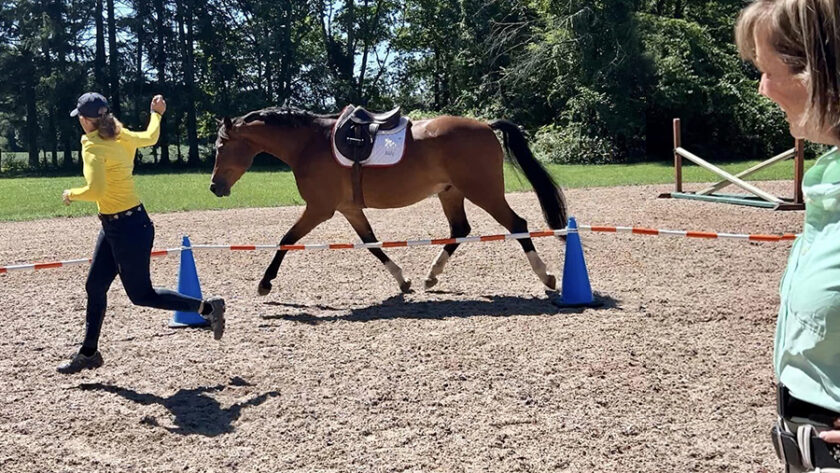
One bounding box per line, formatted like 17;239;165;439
223;116;233;130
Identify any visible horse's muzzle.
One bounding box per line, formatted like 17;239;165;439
209;182;230;197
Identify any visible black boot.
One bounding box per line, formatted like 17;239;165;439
57;350;104;374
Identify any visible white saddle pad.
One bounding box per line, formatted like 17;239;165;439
332;117;410;168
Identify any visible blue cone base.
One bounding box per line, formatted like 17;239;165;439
551;295;604;309
169;312;209;328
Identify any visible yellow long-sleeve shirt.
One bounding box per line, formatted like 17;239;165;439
69;112;161;214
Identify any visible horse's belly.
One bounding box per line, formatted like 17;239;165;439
357;140;450;208
364;182;449;208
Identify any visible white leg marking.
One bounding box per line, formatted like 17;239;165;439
385;260;409;287
424;249;450;288
526;251;555;288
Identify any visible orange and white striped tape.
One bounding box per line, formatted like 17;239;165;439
580;225;798;242
0;224;798;274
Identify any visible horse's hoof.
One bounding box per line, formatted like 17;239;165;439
257;281;272;296
400;280;412;293
544;274;557;290
424;277;438;290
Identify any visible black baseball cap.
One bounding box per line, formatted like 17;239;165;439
70;92;109;118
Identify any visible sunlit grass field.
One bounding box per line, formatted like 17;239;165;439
0;159;814;221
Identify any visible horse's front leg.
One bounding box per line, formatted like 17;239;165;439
341;208;411;293
259;206;333;296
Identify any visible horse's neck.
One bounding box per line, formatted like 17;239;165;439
251;124;321;169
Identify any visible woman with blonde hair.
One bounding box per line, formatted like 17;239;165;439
59;92;226;374
737;0;840;471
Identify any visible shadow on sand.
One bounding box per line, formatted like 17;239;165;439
262;291;620;325
79;376;279;437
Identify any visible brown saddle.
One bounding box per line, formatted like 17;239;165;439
333;105;403;207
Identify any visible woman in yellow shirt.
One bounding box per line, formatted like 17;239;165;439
58;92;226;374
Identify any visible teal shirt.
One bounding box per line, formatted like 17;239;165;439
776;147;840;411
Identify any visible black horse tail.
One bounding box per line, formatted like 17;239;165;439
489;119;568;232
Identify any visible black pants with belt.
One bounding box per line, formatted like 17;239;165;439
82;205;202;351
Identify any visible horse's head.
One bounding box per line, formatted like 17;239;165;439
210;117;258;197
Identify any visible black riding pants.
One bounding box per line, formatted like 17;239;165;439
82;207;201;351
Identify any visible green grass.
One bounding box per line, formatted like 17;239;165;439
0;158;814;221
0;146;213;169
503;158;815;191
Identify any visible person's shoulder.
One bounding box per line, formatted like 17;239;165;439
82;130;105;145
118;127;138;138
81;134;110;159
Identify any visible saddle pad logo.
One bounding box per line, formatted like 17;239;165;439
383;138;397;157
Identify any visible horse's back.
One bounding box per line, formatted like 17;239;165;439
412;115;492;139
410;115;503;165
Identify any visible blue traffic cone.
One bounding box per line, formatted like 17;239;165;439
169;236;209;328
553;217;602;308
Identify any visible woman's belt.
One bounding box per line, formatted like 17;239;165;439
779;383;840;426
98;204;145;222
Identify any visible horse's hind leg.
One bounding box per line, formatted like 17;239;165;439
425;187;471;289
341;208;411;293
259;205;333;296
463;191;556;290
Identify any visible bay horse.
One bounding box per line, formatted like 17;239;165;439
209;108;567;295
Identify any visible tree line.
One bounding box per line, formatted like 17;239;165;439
0;0;791;173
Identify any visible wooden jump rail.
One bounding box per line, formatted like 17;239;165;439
659;118;805;210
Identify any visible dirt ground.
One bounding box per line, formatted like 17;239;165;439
0;182;804;472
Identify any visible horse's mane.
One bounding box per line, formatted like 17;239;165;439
219;107;340;140
242;107;339;127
